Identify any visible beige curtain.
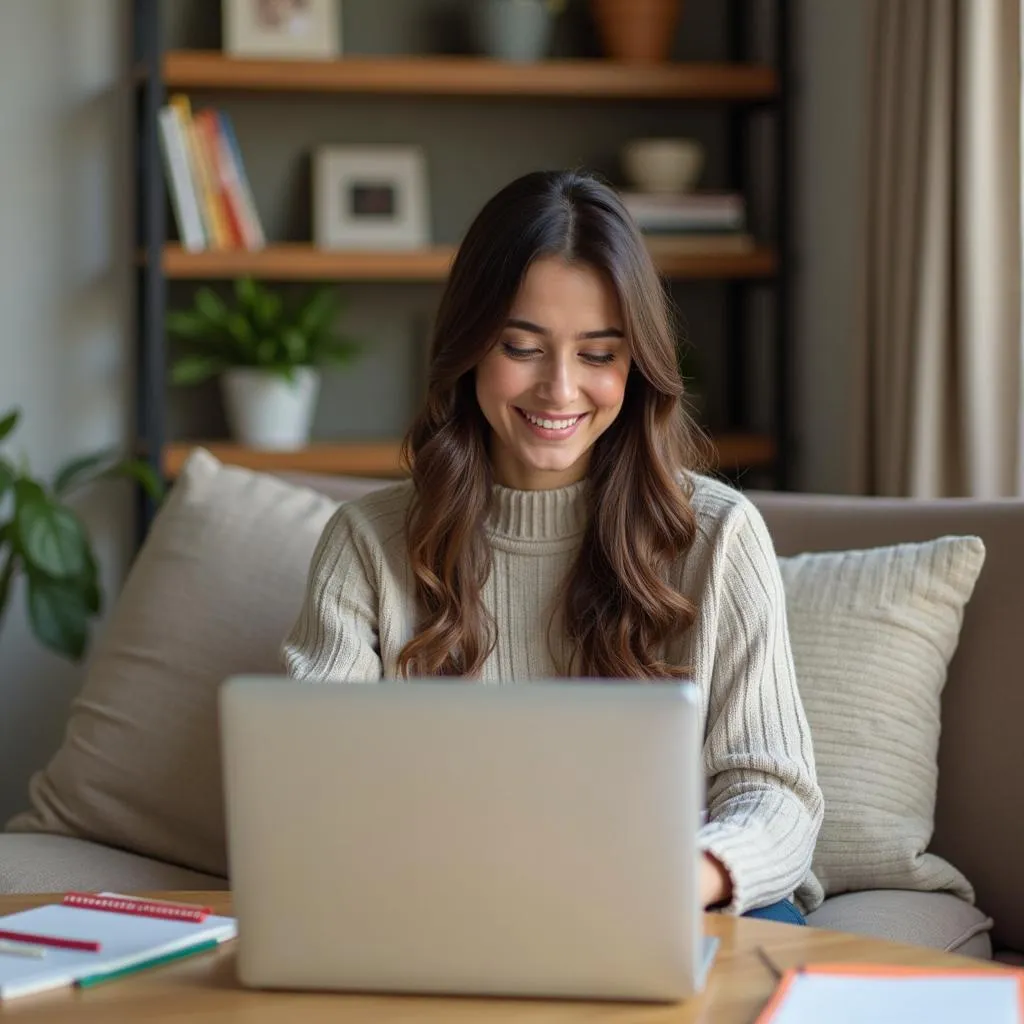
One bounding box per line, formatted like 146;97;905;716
852;0;1022;497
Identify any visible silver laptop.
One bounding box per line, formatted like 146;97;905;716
219;677;718;1003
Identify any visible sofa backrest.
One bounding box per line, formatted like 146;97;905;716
751;491;1024;953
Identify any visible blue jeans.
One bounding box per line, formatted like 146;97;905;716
742;899;806;926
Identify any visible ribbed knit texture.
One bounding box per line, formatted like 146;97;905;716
281;473;825;914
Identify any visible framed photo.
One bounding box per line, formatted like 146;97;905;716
313;146;430;250
223;0;341;59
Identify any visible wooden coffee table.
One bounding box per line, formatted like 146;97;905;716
0;892;1003;1021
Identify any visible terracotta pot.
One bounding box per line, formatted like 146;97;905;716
591;0;683;63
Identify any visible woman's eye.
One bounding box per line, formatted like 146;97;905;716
581;353;616;366
501;342;539;360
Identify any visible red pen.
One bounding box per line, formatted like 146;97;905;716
0;929;100;953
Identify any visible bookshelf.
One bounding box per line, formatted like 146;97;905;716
132;1;794;539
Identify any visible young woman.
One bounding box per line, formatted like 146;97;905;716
282;170;824;923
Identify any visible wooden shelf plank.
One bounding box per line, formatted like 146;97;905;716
163;52;778;101
158;244;776;281
162;434;776;480
162;244;455;281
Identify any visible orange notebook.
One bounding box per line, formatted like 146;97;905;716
756;963;1024;1023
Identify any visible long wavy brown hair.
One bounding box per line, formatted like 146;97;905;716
397;170;707;679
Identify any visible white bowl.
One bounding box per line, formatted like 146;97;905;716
621;138;705;193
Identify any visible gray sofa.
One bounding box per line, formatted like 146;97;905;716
0;469;1020;960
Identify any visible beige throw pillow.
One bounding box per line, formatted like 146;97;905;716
779;536;986;901
6;450;353;877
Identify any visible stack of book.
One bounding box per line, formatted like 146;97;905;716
156;94;265;253
619;192;753;255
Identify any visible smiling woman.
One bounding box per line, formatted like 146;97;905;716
282;170;825;923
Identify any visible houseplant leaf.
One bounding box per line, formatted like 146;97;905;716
52;449;116;497
0;409;19;443
26;571;90;661
297;287;339;337
166;309;213;340
195;287;230;326
98;458;164;502
15;493;89;580
171;354;226;386
0;459;14;500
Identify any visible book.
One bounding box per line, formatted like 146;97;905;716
0;893;236;1001
216;110;266;251
157;105;206;251
757;964;1024;1023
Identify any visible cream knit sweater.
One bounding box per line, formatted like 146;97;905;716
282;472;825;915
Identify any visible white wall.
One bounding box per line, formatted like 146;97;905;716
0;0;132;823
792;0;869;493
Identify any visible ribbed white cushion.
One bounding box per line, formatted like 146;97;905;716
780;537;986;900
6;450;342;877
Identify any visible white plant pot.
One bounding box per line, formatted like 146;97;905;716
220;367;321;450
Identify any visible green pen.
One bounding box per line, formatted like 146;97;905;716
74;939;221;990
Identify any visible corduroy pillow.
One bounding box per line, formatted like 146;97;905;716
4;450;386;876
780;536;986;901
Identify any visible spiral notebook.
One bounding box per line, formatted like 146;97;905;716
0;893;236;1001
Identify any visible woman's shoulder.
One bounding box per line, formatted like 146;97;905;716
319;480;415;553
680;470;773;554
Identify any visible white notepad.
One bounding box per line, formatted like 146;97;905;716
0;893;236;1001
758;967;1024;1024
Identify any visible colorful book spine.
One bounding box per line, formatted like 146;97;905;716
156;105;206;251
216;111;266;250
170;94;230;250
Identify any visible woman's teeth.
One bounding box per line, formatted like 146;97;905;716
522;411;583;430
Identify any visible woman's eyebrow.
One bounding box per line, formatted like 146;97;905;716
505;318;624;341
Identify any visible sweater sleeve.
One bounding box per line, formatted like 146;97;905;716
696;499;824;915
281;504;384;683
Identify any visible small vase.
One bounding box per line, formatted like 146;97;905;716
591;0;682;63
220;367;320;451
478;0;555;63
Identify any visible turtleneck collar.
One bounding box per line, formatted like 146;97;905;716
487;478;589;550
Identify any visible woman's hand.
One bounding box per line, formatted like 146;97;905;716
700;852;733;909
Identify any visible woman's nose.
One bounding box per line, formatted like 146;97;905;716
539;356;579;407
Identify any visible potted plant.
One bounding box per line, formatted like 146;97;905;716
0;408;163;661
591;0;683;63
167;277;360;451
477;0;566;62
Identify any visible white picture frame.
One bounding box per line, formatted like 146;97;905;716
313;146;430;250
223;0;341;60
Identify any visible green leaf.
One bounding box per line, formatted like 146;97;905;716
234;276;260;311
281;327;308;363
297;288;339;337
171;354;225;386
0;459;14;500
79;544;102;615
15;497;89;580
225;312;256;347
99;459;165;503
254;289;283;329
195;287;230;326
165;310;213;340
26;571;90;661
0;409;19;443
52;449;116;497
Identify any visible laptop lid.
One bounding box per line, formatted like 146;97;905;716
220;677;713;1002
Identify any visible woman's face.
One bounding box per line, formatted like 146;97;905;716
475;257;631;490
